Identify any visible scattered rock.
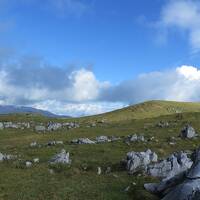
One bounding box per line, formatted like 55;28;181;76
26;161;32;167
49;149;71;164
97;167;101;175
126;134;145;143
123;149;158;174
30;141;37;147
147;152;193;179
71;138;96;144
33;158;39;163
35;125;46;132
96;136;111;143
180;125;196;139
156;121;169;128
144;148;200;200
47;122;62;131
105;167;111;174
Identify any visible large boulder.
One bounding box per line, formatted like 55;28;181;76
124;149;158;174
147;152;193;179
144;148;200;200
127;134;145;142
49;149;71;164
180;125;196;139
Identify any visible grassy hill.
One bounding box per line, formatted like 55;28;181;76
1;101;200;200
81;100;200;122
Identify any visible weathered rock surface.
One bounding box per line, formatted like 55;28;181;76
96;136;111;143
126;134;145;143
147;152;193;179
145;148;200;200
49;149;71;164
47;122;62;131
180;125;196;139
124;149;158;174
71;138;96;144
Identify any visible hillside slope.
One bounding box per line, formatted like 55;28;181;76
82;100;200;122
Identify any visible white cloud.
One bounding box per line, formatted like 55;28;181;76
1;57;200;116
158;0;200;52
32;100;127;117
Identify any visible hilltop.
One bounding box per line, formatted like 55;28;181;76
82;100;200;122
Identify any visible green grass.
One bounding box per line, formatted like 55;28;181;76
1;101;200;199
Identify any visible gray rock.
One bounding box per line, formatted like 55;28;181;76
30;141;37;147
35;125;46;132
71;138;95;144
147;152;193;179
26;161;32;167
125;149;158;174
144;148;200;200
96;136;111;143
49;149;71;164
180;125;196;139
33;158;39;163
127;134;145;142
47;122;62;131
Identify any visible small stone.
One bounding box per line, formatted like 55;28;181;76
97;167;101;175
26;161;32;167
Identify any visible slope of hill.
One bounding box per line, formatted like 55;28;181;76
82;100;200;122
0;105;70;118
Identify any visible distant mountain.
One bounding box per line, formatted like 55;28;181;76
0;105;70;118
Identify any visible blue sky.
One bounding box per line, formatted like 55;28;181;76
1;0;200;116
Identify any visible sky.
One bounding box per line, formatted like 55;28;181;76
1;0;200;116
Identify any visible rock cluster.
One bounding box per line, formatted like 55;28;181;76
126;134;145;143
147;152;193;178
71;138;95;144
180;125;196;139
0;121;80;132
0;152;17;161
144;148;200;200
123;149;158;174
156;121;169;128
49;149;71;164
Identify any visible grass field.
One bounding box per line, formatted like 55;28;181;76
1;101;200;200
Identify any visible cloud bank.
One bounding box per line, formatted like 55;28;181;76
0;53;200;116
158;0;200;53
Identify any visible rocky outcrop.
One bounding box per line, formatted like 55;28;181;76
49;149;71;164
123;149;158;174
144;148;200;200
180;125;196;139
147;152;193;179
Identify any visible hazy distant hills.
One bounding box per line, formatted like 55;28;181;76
0;105;70;118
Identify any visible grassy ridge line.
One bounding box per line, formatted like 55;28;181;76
1;100;200;123
79;100;200;122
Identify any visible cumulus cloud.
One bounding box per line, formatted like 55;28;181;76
98;65;200;104
1;53;200;116
157;0;200;53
